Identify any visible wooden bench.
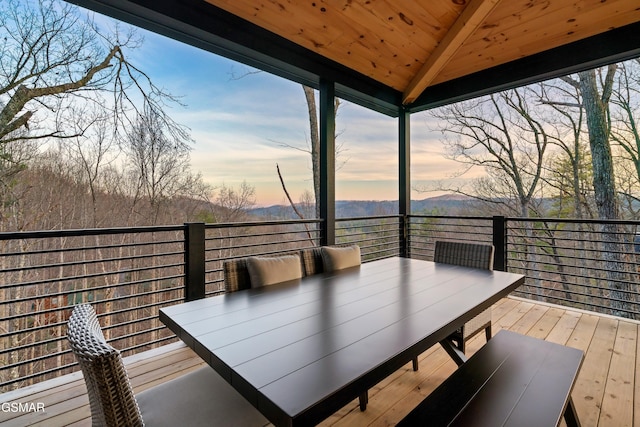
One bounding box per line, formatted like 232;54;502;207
397;330;584;427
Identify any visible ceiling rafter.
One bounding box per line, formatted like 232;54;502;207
402;0;502;105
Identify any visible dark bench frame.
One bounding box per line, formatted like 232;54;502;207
398;330;583;427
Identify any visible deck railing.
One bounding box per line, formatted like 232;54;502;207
504;217;640;318
336;215;402;260
408;215;640;318
0;220;324;391
0;217;396;391
1;214;639;392
0;225;186;392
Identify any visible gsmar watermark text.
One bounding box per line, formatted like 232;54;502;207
1;401;45;413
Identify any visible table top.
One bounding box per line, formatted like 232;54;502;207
160;256;524;427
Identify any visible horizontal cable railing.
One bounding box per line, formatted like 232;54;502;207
203;219;322;295
408;215;640;318
0;226;186;392
505;218;640;319
336;215;402;260
407;215;494;260
2;214;639;393
0;219;323;392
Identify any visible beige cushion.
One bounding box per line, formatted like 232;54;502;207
321;245;361;272
246;254;303;287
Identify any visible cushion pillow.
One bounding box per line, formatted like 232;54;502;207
246;255;303;287
321;245;361;272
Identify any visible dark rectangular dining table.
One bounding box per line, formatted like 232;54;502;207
159;256;524;427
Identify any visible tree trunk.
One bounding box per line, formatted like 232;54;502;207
579;68;630;317
303;86;321;219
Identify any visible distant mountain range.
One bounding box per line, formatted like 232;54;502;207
248;194;476;219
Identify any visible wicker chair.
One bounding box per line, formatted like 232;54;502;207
67;304;268;427
223;257;252;293
300;247;324;276
413;240;495;371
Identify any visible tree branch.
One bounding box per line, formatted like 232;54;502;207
276;163;314;242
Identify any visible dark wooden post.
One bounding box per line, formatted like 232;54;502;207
492;216;507;271
184;222;206;301
399;107;411;258
319;79;336;246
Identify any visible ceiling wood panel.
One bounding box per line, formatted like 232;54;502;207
202;0;640;105
206;1;407;88
435;0;640;85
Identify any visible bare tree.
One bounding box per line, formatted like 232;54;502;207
427;88;556;300
561;67;619;219
0;0;188;150
535;81;593;219
281;86;342;218
0;137;37;227
273;85;342;219
228;69;343;220
63;108;117;227
213;181;256;223
430;88;549;218
561;66;631;316
125;108;198;225
609;59;640;213
303;86;321;218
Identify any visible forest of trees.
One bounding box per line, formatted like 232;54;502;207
420;61;640;318
1;0;640;392
424;61;640;222
0;0;259;234
2;1;640;232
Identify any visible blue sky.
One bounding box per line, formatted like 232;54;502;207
99;9;471;206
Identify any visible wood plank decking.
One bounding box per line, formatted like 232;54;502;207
1;296;638;426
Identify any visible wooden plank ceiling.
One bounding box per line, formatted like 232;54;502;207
204;0;640;105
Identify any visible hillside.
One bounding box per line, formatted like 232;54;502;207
248;194;476;219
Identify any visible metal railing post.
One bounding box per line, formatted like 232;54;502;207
184;222;206;301
319;79;336;246
399;107;410;258
493;216;507;271
400;215;409;258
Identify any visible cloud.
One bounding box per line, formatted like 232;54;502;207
84;9;474;206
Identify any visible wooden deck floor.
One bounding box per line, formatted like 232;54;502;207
2;296;638;426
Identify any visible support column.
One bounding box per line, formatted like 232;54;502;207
184;222;206;301
319;79;336;246
492;216;507;271
399;107;411;257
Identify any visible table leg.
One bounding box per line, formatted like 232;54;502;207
564;396;582;427
439;338;468;367
359;391;368;411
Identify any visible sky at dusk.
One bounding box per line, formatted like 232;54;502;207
92;7;479;207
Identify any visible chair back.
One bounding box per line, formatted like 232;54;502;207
434;240;494;270
67;304;143;427
223;258;251;293
300;247;324;276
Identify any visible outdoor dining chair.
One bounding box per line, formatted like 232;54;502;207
413;240;495;370
67;304;268;427
300;244;361;276
300;247;324;276
224;253;303;292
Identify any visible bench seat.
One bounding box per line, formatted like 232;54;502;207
398;330;584;427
